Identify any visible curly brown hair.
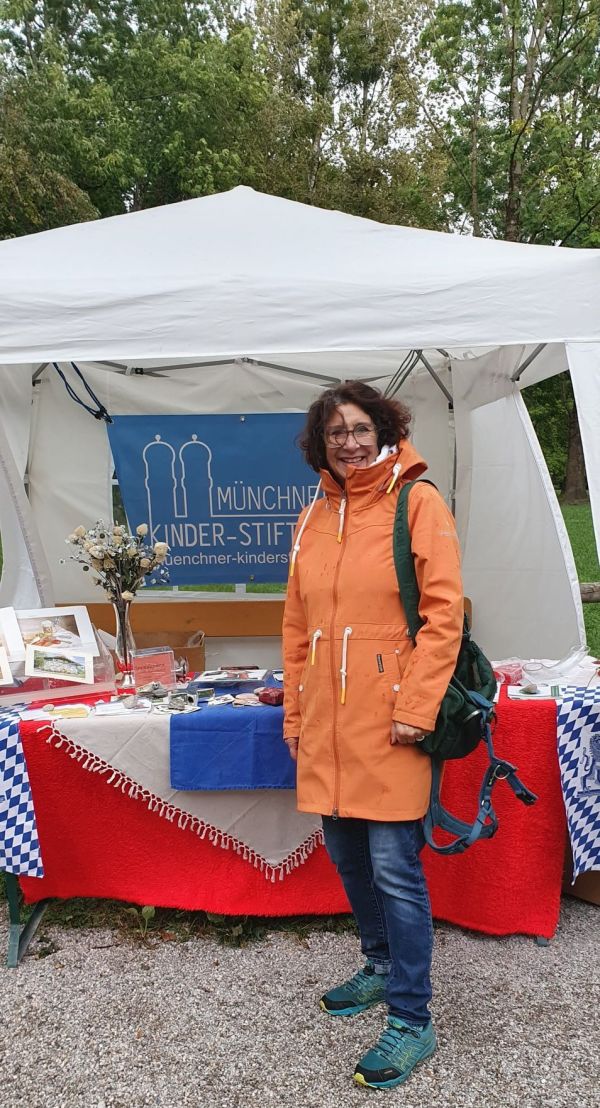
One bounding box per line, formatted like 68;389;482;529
298;381;411;474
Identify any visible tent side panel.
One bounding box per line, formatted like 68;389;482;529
0;366;53;608
455;386;584;659
0;429;54;609
28;370;114;602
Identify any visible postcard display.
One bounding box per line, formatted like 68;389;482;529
0;605;116;705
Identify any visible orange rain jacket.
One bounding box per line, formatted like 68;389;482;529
282;440;464;822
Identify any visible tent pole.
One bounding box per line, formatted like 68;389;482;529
449;403;457;517
241;357;340;384
416;350;453;406
239;356;385;386
384;351;420;397
511;343;547;382
91;357;398;386
95;356;348;385
416;351;457;515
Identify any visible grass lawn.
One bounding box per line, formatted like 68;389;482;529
561;503;600;656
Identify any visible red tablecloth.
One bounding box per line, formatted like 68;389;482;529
19;691;566;937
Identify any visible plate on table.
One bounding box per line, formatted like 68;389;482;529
507;683;561;700
196;668;269;684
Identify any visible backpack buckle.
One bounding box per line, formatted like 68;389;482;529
489;759;516;783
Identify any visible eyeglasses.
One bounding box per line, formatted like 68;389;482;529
325;423;377;447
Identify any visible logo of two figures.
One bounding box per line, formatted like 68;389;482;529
143;435;213;536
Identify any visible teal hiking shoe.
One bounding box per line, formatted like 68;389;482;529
353;1015;437;1089
320;964;388;1017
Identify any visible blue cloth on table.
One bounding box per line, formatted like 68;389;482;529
170;703;295;790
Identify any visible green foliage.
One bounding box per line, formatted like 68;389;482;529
0;1;449;234
124;903;157;938
522;374;574;489
419;0;600;244
0;1;271;233
0;872;356;945
253;0;447;226
1;0;597;251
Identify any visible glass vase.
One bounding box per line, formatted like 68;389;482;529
112;598;136;687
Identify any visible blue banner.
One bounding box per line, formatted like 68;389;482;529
107;414;315;584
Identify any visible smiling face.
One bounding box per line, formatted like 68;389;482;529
324;402;379;484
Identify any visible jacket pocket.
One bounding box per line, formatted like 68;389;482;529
371;647;404;680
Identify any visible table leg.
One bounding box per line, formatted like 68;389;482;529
4;872;51;968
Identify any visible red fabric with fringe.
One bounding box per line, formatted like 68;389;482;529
18;691;566;936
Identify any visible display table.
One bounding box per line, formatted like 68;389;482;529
13;690;567;939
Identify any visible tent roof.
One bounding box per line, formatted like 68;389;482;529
0;186;598;366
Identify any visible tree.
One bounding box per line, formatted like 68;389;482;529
420;0;600;497
522;373;588;500
253;0;448;227
0;1;272;227
420;0;600;243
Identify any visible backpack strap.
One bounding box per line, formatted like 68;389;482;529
393;479;428;643
393;481;537;855
424;725;538;855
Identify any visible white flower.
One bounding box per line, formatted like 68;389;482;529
136;524;149;536
73;525;87;538
139;557;151;569
153;542;168;556
121;590;135;601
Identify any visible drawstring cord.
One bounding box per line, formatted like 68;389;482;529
290;480;322;577
340;626;352;704
337;496;347;542
51;362;113;423
310;629;322;665
292;456;398;572
386;463;401;494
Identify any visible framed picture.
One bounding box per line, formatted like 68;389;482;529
0;644;14;685
24;644;95;684
15;606;98;656
0;606;26;661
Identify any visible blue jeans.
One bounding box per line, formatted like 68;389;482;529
322;816;433;1026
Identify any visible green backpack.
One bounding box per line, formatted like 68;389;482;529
393;480;536;854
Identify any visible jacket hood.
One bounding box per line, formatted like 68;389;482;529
289;439;428;577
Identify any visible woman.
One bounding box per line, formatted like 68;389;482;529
282;381;464;1090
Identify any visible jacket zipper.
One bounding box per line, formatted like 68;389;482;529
330;495;349;818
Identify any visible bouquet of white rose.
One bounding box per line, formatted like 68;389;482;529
63;521;170;682
64;521;169;601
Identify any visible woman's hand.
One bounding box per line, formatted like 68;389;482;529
284;736;299;761
391;721;428;745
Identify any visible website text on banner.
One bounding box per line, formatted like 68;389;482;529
107;414;315;585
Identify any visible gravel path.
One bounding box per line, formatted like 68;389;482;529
1;897;598;1108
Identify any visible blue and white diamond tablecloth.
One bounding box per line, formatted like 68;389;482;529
0;708;44;877
557;687;600;879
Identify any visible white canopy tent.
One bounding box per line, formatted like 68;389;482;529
0;186;599;660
